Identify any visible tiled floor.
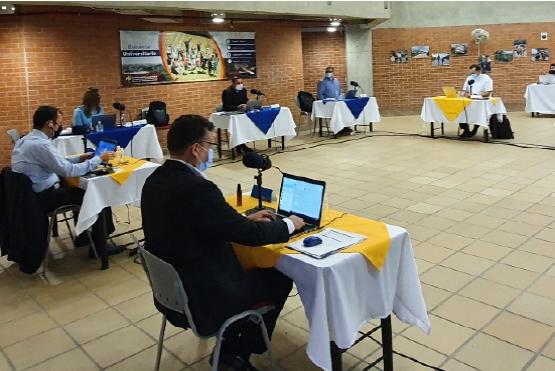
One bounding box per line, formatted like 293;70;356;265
1;111;554;370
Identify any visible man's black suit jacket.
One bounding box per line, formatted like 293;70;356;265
141;159;289;335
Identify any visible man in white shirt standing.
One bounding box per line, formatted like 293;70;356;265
460;64;493;137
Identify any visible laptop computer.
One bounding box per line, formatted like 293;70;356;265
442;86;458;98
539;74;555;84
94;138;118;157
276;173;326;236
91;114;117;131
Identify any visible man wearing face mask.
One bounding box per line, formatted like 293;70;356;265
317;66;343;100
11;105;120;267
221;76;253;153
459;64;493;137
141;114;305;371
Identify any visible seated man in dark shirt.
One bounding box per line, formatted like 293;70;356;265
221;76;252;153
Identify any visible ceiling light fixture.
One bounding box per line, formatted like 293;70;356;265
327;26;337;33
211;13;225;24
330;18;341;27
0;3;16;14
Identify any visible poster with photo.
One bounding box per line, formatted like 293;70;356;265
431;53;450;66
119;30;256;86
450;43;468;56
495;50;514;63
513;40;527;57
531;48;550;61
390;50;409;63
411;45;430;59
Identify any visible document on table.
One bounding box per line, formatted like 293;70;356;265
287;228;366;259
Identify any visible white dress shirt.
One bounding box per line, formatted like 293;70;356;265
462;73;493;95
11;129;102;192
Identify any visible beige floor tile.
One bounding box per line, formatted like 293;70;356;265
513;212;554;227
528;275;555;300
497;221;543;237
440;358;478;371
42;291;108;326
0;352;12;371
64;308;129;344
459;278;520;308
536;227;555;243
77;265;134;290
481;263;539;290
266;320;309;361
435;208;473;222
0;311;57;348
105;344;185;371
542;336;555;359
402;315;474;355
283;306;310;332
136;313;184;340
389;210;427;224
163;330;215;365
0;298;41;325
415;258;434;274
278;347;323;371
462;240;512;261
361;204;399;219
482;229;529;248
420;265;473;293
380;197;417;209
26;348;99;371
501;250;554;273
82;326;154;368
465;213;505;229
433;295;499;330
527;204;555;217
417;216;457;231
426;233;474;251
519;238;555;259
420;284;452;310
4;328;76;370
413;243;455;264
439;252;495;276
445;223;491;239
113;292;158;323
483;312;553;351
454;333;534;371
527;356;555;371
508;293;555;326
93;276;151;306
423;196;460;207
406;202;443;215
405;225;441;242
481;206;520;220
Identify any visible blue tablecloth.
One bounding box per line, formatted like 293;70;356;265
246;108;281;134
343;97;369;119
86;125;144;148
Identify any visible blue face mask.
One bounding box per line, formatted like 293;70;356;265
198;147;214;172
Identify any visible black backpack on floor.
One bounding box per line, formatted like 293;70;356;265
489;114;514;139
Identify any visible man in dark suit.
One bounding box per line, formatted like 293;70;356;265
221;76;252;154
141;114;305;370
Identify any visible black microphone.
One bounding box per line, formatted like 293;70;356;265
113;102;126;112
250;89;265;96
468;79;475;96
350;81;360;87
242;152;272;171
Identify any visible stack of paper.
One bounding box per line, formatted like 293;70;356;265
287;228;366;259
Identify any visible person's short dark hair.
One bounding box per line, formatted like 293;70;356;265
230;76;241;84
33;105;61;129
167;114;215;156
325;66;334;72
470;64;481;71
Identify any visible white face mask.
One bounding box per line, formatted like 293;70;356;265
235;84;244;91
325;72;334;79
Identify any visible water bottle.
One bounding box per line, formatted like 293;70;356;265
97;121;103;132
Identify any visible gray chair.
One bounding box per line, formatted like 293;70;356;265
6;129;20;145
138;247;274;371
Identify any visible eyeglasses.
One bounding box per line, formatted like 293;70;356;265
198;140;217;146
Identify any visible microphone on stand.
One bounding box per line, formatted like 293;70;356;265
468;79;475;97
250;89;265;100
113;102;127;126
242;152;273;213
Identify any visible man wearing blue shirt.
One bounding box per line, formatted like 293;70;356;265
317;66;343;100
12;105;120;268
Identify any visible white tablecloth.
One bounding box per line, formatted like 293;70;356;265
525;83;555;114
275;225;430;371
311;98;381;134
208;107;297;148
53;125;163;160
420;97;507;128
75;161;160;235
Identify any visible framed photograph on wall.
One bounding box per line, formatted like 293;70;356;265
450;43;468;56
411;45;430;59
390;50;409;63
431;53;450;66
513;40;527;57
494;50;514;63
531;48;550;61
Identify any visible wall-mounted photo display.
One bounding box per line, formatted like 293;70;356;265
431;52;450;66
411;45;430;59
494;50;514;63
531;48;550;61
450;43;468;56
513;40;527;57
390;50;409;63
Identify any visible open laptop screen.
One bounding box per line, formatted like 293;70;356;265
95;138;118;157
277;173;326;226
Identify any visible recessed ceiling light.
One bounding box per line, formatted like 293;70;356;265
327;26;337;32
211;13;225;24
330;18;341;27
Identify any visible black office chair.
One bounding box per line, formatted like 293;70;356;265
146;101;170;128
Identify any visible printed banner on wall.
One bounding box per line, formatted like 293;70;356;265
120;30;256;86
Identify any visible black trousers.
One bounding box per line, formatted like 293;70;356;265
459;123;479;134
36;185;115;260
156;268;292;357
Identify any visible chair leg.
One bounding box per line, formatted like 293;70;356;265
64;211;75;241
212;334;224;371
255;313;274;368
41;215;57;279
155;315;167;371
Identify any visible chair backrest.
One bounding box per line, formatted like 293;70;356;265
6;129;20;145
139;247;200;334
297;91;315;113
147;101;169;127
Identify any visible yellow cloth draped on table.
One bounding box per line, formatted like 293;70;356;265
108;156;146;185
228;196;391;270
432;97;472;122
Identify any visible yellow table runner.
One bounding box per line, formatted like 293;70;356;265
229;196;391;270
108;156;146;185
432;96;472;121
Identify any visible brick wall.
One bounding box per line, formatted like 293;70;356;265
373;22;555;114
301;31;347;97
0;14;305;166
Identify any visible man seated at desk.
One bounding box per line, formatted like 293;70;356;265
11;105;121;267
141;114;305;371
459;64;493;138
221;76;252;154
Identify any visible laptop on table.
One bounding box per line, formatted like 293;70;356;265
276;173;326;237
91;114;117;131
94;138;118;157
